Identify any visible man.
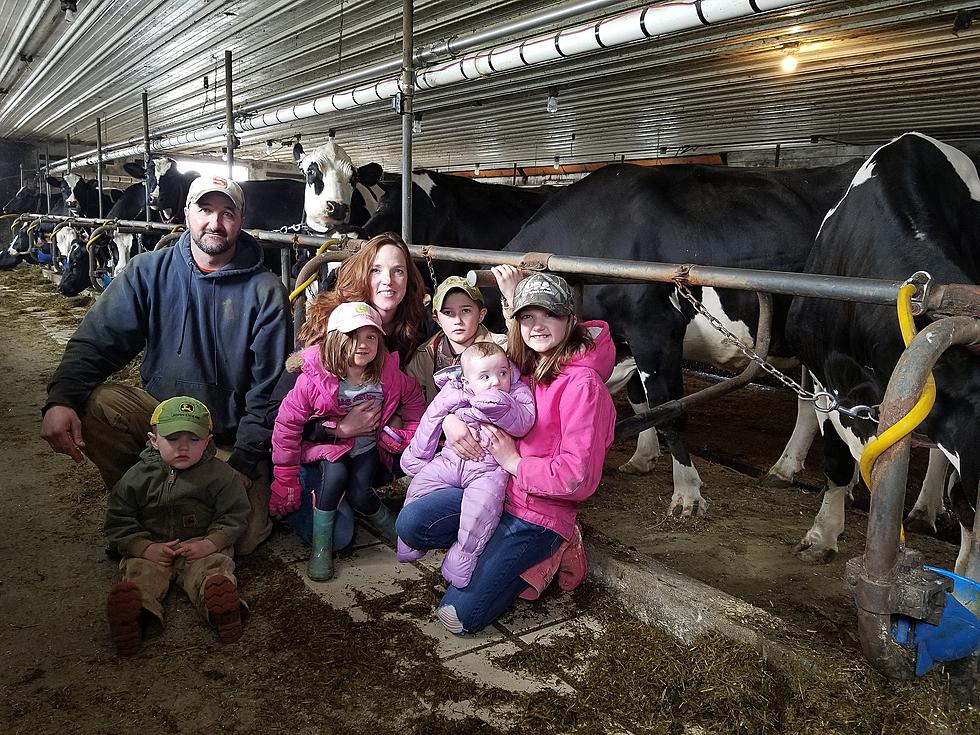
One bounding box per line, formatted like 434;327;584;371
40;175;290;555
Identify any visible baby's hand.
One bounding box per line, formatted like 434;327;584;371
142;540;181;566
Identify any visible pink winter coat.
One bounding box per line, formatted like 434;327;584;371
272;345;425;473
505;320;617;541
397;362;535;587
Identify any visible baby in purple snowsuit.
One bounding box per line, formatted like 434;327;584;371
398;342;535;587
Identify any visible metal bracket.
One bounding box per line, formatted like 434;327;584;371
391;91;407;115
519;251;552;271
906;270;933;316
845;549;951;625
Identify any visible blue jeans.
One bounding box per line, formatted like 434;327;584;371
395;487;562;634
283;454;400;547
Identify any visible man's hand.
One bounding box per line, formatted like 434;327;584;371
176;538;218;562
443;415;484;461
336;400;382;439
142;540;181;566
40;404;86;462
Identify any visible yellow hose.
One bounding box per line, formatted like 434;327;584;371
859;284;937;500
287;239;341;303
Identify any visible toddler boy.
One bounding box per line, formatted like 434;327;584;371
104;396;249;656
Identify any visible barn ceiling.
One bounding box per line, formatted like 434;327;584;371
1;0;978;175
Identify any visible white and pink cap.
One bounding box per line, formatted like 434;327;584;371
327;301;386;335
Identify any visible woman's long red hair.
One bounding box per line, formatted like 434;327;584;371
298;233;426;365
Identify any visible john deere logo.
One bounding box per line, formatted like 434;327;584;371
179;402;195;413
355;303;369;314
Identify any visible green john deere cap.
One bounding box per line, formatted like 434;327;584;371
150;396;213;439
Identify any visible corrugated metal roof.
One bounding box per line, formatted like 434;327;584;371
1;1;977;174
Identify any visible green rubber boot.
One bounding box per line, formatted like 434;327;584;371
307;508;336;581
363;503;398;547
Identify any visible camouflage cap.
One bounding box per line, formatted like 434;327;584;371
511;273;575;317
432;275;485;313
150;396;213;439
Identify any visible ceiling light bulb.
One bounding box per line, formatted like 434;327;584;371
221;147;228;162
412;113;423;135
546;95;558;114
780;53;798;73
553;156;561;170
265;140;274;155
473;163;481;175
61;0;77;22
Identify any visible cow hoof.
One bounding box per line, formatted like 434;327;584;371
667;498;708;520
759;472;793;488
904;508;937;535
617;460;654;475
793;540;836;564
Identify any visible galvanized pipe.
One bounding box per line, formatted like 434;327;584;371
857;316;980;678
19;163;23;188
225;50;234;179
142;92;151;224
65;134;71;173
401;0;414;243
44;144;50;213
96;117;104;219
279;248;291;290
49;0;800;171
44;0;626;168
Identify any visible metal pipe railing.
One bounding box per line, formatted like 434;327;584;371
17;212;980;319
856;316;980;679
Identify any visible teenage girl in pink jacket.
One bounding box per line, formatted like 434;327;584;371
271;302;424;581
395;270;616;633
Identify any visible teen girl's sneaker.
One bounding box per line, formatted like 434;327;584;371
203;575;243;644
106;581;143;657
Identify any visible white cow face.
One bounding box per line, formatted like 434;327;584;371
55;227;80;259
63;173;82;213
111;233;135;277
147;158;172;210
295;140;356;232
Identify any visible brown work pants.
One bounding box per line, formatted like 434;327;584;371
82;383;272;554
119;548;236;622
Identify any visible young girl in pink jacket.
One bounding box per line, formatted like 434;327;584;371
395;270;616;633
271;301;424;581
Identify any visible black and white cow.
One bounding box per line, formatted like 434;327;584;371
503;160;862;518
786;132;979;576
45;174;117;219
145;158;199;224
293;140;385;233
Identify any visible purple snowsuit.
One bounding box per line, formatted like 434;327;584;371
398;362;535;588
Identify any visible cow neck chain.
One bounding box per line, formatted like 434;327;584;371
673;282;879;423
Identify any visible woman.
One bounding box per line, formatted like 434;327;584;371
395;267;617;633
270;232;429;546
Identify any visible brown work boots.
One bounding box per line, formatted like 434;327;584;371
202;575;244;645
106;576;243;656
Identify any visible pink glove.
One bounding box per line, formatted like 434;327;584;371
378;426;409;454
270;465;302;517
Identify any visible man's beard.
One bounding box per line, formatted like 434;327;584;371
192;230;233;255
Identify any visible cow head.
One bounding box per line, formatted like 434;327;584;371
58;242;91;296
45;174;103;217
130;158;197;224
2;185;38;214
294;139;383;233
